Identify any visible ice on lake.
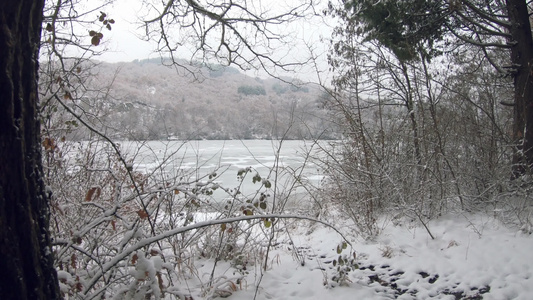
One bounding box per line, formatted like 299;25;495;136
119;140;327;209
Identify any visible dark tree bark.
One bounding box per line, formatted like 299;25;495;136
508;0;533;178
0;0;61;299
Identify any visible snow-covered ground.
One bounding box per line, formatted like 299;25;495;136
184;213;533;299
62;141;532;299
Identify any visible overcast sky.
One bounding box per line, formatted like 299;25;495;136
93;0;332;81
97;0;155;62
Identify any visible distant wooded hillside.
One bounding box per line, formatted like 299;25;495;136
77;59;337;140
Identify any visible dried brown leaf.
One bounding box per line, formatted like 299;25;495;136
85;186;101;202
42;137;55;151
63;91;72;100
71;254;77;269
91;35;100;46
137;209;149;219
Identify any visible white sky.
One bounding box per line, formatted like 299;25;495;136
97;0;156;62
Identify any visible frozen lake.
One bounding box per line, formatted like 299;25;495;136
120;140;327;208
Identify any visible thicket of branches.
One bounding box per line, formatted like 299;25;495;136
38;0;353;298
318;0;533;238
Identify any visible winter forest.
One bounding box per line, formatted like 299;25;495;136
1;0;533;299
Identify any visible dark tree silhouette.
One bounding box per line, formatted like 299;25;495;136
0;0;61;298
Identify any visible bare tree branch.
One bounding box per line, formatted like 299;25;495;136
83;213;349;295
142;0;317;77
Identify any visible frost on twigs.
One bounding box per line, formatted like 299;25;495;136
44;139;341;299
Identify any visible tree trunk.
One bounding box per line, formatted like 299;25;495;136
508;0;533;178
0;1;61;299
400;62;422;166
